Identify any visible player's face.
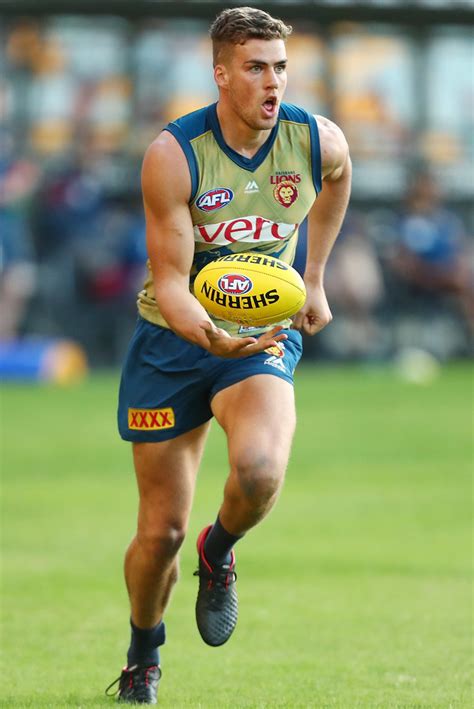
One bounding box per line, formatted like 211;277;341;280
217;38;288;131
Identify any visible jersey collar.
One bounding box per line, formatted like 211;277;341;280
207;102;279;173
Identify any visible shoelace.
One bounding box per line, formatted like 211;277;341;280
194;565;237;591
104;664;161;697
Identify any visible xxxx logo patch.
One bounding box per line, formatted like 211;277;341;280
128;408;175;430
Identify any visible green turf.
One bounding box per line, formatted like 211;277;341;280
1;363;472;708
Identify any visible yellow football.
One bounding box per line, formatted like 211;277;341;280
193;252;306;327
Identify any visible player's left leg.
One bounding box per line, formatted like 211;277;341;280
194;373;296;646
212;373;296;535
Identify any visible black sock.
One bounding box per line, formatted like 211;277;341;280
127;619;166;668
203;516;243;567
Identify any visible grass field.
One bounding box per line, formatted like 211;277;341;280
1;363;472;708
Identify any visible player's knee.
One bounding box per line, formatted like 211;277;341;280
137;523;186;561
233;453;283;506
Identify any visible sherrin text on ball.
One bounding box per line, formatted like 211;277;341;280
193;252;306;326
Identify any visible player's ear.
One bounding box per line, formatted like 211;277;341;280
214;64;229;89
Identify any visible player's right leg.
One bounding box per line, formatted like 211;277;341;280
126;430;209;629
109;318;216;703
106;424;209;704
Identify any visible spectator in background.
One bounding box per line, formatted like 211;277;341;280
33;148;146;365
323;210;387;359
389;170;473;347
0;136;39;339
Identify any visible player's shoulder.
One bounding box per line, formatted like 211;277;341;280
315;115;347;145
315;114;350;178
142;105;214;203
142;131;180;174
144;103;213;165
142;130;191;203
166;103;213;141
279;102;314;125
279;103;347;148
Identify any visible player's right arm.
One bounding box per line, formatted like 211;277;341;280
141;132;286;357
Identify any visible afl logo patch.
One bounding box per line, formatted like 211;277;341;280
217;273;253;296
196;187;234;212
273;182;298;208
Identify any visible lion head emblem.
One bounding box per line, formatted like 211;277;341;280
273;182;299;208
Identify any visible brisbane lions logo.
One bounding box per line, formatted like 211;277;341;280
273;182;299;208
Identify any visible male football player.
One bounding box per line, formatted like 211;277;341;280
106;6;351;703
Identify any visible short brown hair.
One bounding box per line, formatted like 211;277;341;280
210;7;292;65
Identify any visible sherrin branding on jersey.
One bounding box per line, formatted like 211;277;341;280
137;101;322;336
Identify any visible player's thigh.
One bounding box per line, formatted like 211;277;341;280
132;421;211;535
211;374;296;468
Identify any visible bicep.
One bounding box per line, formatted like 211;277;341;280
141;133;195;286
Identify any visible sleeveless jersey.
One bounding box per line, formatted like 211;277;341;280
137;101;322;336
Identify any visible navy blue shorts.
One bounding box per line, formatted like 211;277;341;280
118;317;303;442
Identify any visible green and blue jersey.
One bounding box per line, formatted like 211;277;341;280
138;101;321;335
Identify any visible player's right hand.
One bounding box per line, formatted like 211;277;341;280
199;322;287;359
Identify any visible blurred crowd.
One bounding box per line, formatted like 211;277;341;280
0;139;146;365
316;169;474;361
0;16;472;367
298;171;473;362
2;141;472;366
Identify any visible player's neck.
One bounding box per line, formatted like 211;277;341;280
216;101;272;159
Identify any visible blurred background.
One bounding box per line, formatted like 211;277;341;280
1;0;473;379
2;6;472;705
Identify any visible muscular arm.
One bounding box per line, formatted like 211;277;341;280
142;132;286;356
293;115;352;335
142;132;213;347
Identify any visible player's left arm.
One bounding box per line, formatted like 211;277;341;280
292;115;352;335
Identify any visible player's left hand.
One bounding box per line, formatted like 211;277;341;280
200;322;287;358
292;283;333;335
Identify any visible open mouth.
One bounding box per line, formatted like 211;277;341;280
262;96;278;117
